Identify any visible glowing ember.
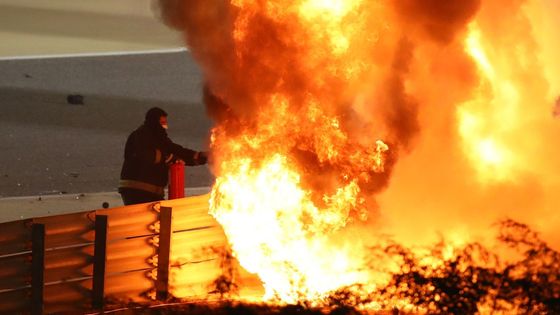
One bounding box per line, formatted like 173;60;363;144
156;0;560;310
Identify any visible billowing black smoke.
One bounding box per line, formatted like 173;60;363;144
153;0;481;198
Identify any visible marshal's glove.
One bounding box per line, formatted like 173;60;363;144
164;153;183;165
195;151;208;165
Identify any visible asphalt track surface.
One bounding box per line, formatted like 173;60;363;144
0;0;182;57
0;51;214;198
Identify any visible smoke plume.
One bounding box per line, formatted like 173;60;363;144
154;0;560;303
155;0;481;185
154;0;560;237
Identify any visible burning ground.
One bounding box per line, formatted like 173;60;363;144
106;220;560;314
152;0;560;313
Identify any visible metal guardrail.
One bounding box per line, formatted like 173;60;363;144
0;194;233;314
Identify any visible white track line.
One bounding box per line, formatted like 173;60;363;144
0;47;188;61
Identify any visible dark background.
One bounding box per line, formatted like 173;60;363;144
0;51;214;197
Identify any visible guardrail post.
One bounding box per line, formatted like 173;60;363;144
156;207;172;300
92;215;108;309
31;223;45;315
168;162;185;199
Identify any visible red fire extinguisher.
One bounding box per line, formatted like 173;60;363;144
168;161;185;199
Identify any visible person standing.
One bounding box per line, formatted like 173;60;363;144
119;107;207;205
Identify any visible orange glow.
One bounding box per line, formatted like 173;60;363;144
458;23;523;183
209;101;389;301
159;0;560;309
206;0;395;302
210;155;366;302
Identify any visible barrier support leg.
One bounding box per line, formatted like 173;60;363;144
92;215;108;309
31;223;45;315
156;207;172;300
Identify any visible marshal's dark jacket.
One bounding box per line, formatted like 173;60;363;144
119;123;204;197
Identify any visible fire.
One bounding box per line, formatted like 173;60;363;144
298;0;361;55
210;155;364;302
156;0;560;310
208;97;389;301
458;23;522;183
202;0;400;302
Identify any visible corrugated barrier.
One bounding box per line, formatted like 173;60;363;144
0;194;261;314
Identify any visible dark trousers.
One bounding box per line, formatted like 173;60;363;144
119;188;163;206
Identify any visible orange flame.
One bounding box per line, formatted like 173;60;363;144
209;99;389;301
157;0;560;308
